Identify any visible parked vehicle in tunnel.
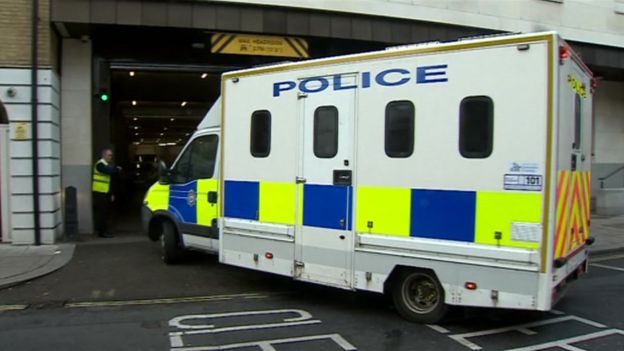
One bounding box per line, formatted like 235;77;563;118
142;32;595;323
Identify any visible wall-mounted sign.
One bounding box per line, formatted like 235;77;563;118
211;33;309;58
13;122;28;140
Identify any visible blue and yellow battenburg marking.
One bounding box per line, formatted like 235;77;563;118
144;179;219;226
225;180;352;230
223;180;542;249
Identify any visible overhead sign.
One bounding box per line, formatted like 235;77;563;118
211;33;309;58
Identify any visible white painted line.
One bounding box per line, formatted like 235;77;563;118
171;320;322;335
449;334;482;350
170;309;314;329
557;344;587;351
170;334;184;348
171;333;357;351
0;304;28;312
65;292;266;308
517;328;537;336
551;309;565;315
427;324;451;334
505;328;624;351
592;263;624;272
448;315;607;350
591;253;624;262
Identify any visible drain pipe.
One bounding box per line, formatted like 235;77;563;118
31;0;41;245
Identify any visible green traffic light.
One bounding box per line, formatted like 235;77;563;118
100;94;109;102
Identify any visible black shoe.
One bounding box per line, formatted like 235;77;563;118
98;233;114;238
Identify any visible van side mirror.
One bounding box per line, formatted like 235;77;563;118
158;160;170;184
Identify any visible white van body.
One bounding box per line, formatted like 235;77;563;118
144;32;593;321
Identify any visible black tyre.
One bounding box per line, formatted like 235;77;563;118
392;269;448;323
161;221;184;264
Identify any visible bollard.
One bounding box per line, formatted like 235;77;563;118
65;186;79;241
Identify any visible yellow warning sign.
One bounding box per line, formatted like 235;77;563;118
211;33;309;58
13;122;28;140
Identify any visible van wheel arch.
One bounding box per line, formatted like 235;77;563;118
385;266;449;323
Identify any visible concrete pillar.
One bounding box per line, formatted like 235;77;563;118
61;38;93;234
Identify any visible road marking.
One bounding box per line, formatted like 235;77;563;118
505;328;624;351
591;253;624;262
65;292;268;308
0;304;28;312
170;309;316;329
591;263;624;272
427;324;451;334
448;315;607;350
171;333;357;351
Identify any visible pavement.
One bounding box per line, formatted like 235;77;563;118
1;213;623;292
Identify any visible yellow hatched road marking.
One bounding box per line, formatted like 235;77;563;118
65;293;269;308
0;304;28;312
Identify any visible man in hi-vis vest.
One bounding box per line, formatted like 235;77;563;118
92;148;121;238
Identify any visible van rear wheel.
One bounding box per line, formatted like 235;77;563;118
392;269;448;323
161;221;184;265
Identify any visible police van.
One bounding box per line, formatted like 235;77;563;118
143;32;595;323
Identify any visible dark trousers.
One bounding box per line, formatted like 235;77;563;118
93;192;111;235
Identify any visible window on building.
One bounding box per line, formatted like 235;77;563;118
171;134;219;183
385;100;415;158
250;110;271;158
459;96;494;159
314;106;339;158
573;93;581;149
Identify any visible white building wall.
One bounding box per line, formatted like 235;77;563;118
593;80;624;190
61;38;93;235
217;0;624;48
0;68;62;244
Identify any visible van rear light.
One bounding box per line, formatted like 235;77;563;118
265;252;274;259
559;46;570;59
465;282;477;290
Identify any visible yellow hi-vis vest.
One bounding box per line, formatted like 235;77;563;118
92;159;111;193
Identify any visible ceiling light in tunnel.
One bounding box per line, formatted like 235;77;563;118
129;71;135;77
185;133;190;136
133;126;139;130
132;117;137;121
134;133;139;136
160;133;164;136
181;101;187;107
132;100;137;106
163;127;168;131
170;118;175;122
201;73;208;79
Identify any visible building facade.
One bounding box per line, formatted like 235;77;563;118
0;0;623;244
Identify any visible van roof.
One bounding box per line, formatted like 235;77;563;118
222;31;560;80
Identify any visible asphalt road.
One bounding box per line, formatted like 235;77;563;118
0;236;623;351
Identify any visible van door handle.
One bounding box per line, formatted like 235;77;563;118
208;191;218;204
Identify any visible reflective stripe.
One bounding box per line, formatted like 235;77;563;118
475;192;542;249
411;189;475;242
224;180;259;220
145;182;170;212
554;171;590;258
356;186;410;237
302;184;352;230
197;179;219;226
92;160;110;193
259;182;297;225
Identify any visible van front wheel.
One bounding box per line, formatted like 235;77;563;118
392;269;448;323
161;221;184;265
